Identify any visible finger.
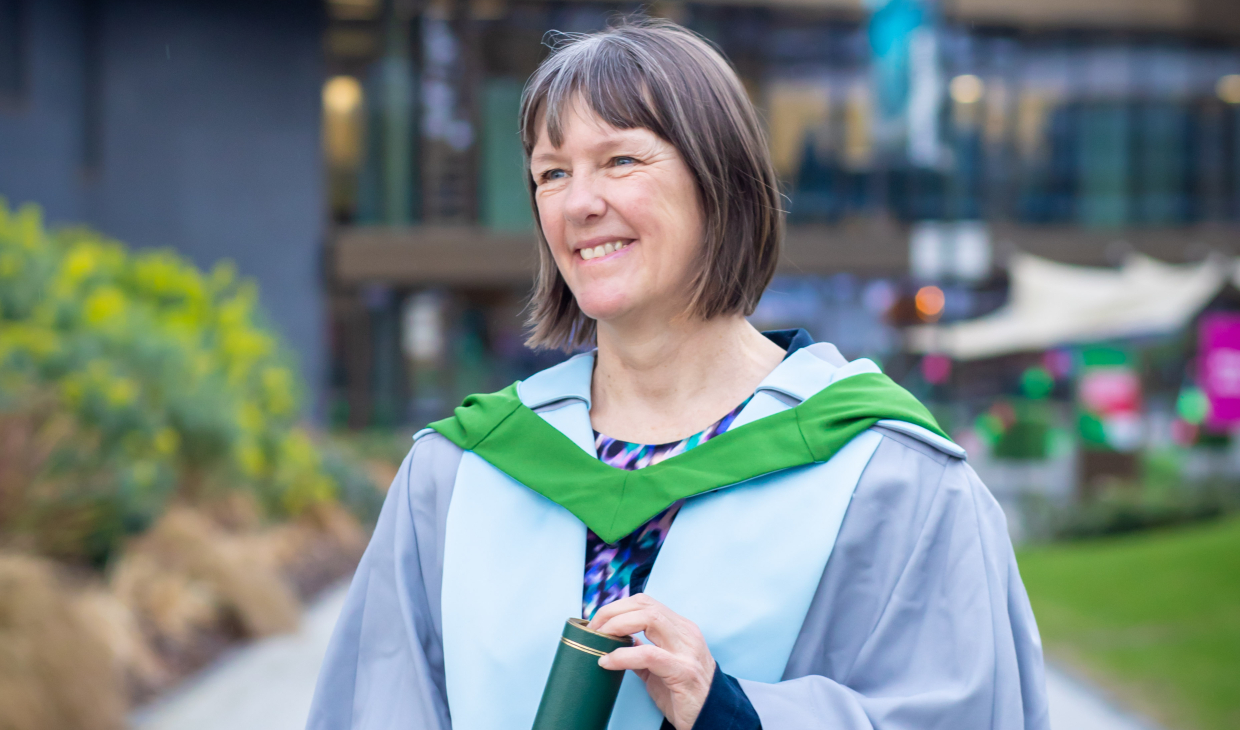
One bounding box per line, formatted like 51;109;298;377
598;643;683;678
593;608;684;651
586;593;665;631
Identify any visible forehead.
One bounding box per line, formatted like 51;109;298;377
530;98;660;158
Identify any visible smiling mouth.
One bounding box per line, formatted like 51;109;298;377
578;240;630;261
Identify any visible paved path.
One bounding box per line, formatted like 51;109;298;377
132;582;1162;730
131;582;349;730
1045;664;1164;730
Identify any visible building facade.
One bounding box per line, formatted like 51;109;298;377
0;0;327;409
5;0;1240;427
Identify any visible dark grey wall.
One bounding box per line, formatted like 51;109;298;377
0;0;326;411
0;0;88;221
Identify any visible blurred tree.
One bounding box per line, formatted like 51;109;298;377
0;201;339;567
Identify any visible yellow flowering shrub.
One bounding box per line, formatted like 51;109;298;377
0;200;337;565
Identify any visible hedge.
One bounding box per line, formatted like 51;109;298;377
0;200;338;566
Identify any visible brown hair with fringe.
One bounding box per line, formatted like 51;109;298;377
519;18;783;351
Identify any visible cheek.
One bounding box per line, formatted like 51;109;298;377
665;176;704;234
536;194;559;233
614;179;677;240
536;195;568;251
639;177;704;262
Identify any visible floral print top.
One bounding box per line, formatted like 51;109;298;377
582;398;751;619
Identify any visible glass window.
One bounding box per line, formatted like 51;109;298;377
0;0;28;108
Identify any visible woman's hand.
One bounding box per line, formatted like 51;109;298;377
588;594;715;730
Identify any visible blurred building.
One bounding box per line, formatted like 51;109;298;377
4;0;1240;427
324;0;1240;427
0;0;326;405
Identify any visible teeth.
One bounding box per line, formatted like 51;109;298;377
579;241;629;261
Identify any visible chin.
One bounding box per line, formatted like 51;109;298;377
574;290;639;324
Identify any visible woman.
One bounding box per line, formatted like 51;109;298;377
308;20;1048;730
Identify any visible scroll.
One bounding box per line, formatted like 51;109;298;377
531;618;635;730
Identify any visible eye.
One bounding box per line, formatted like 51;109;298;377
538;168;568;184
613;156;637;167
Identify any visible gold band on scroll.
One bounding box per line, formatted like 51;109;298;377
560;636;610;657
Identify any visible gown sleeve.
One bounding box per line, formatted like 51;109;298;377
305;436;460;730
737;430;1051;730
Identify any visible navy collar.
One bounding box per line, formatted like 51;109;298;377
762;328;815;359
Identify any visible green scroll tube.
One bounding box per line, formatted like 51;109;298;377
531;618;635;730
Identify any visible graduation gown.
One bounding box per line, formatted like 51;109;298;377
306;344;1050;730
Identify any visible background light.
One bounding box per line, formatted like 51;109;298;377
323;76;362;115
915;285;946;320
1217;75;1240;105
950;74;984;105
322;76;364;169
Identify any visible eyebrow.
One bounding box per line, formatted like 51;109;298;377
529;151;564;166
530;128;652;167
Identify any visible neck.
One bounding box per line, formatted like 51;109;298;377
589;313;786;444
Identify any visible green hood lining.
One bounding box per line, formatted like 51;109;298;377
429;372;948;544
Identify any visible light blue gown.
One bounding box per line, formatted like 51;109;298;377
306;419;1049;729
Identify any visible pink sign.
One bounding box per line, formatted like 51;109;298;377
1200;313;1240;429
1078;368;1141;416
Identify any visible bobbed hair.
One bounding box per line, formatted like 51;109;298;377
519;18;784;351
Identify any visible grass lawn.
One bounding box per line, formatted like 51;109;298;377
1018;516;1240;730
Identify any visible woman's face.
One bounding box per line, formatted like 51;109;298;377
530;99;704;328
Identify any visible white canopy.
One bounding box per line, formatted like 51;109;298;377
907;252;1234;360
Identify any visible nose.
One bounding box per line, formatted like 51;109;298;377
562;171;607;226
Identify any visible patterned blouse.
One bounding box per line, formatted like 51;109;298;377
582;398;751;619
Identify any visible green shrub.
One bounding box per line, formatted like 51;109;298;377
976;398;1053;461
318;443;387;527
0;201;336;566
1020;451;1240;542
